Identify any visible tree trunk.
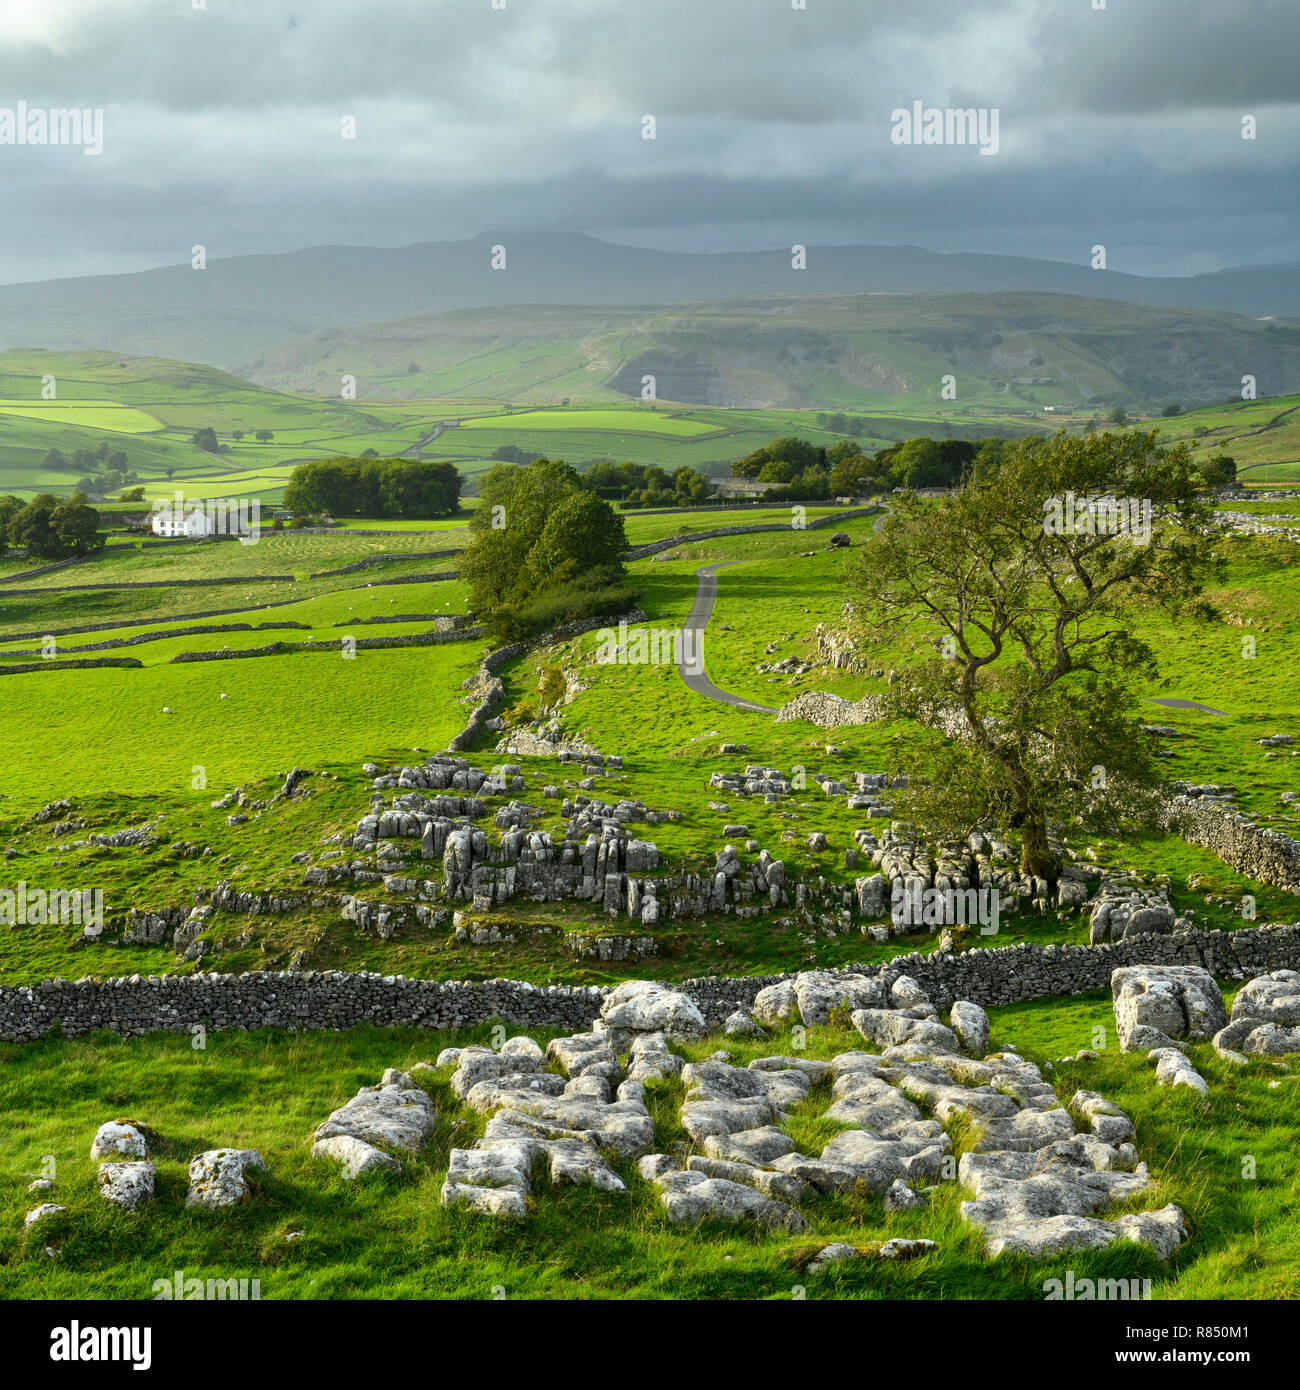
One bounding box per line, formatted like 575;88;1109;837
1018;812;1060;884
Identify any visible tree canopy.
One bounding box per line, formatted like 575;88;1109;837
6;493;104;560
461;457;633;641
283;458;462;518
847;429;1221;881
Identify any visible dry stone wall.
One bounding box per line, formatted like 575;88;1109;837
6;922;1300;1042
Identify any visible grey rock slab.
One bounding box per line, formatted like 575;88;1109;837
701;1125;797;1164
185;1149;265;1209
654;1170;807;1233
680;1097;777;1142
685;1155;805;1204
949;1001;990;1056
450;1050;544;1099
311;1135;403;1178
600;980;705;1039
98;1161;155;1210
314;1082;437;1153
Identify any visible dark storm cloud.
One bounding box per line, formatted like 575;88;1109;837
0;0;1294;283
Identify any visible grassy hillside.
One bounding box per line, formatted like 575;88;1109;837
241;293;1300;413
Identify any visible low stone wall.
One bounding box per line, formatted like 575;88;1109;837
3;621;301;657
0;656;143;676
309;551;460;579
1162;796;1300;894
169;630;473;663
0;971;605;1042
446;606;647;753
625;507;878;561
0;574;292;598
7;922;1298;1042
0;600;311;645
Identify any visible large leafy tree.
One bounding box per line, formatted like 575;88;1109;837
461;457;629;637
847;430;1221;881
9;493;104;559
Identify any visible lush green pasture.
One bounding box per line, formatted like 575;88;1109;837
1;996;1294;1300
459;408;720;436
0;400;162;433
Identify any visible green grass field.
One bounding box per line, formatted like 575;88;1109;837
1;994;1295;1300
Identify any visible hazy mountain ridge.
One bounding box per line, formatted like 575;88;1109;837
2;232;1299;370
239;292;1300;411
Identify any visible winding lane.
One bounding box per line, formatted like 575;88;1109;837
676;560;777;714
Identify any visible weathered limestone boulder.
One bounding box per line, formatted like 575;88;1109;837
653;1170;807;1233
723;1009;764;1037
313;1073;437;1152
948;1001;990;1057
977;1205;1188;1261
854;874;887;919
851;1008;961;1056
599;980;705;1042
185;1149;265;1209
1111;965;1226;1052
752;970;886;1027
1215;971;1300;1056
311;1134;404;1178
90;1120;151;1161
98;1160;155;1210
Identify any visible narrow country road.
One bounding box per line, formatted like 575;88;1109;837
675;504;886;714
1144;697;1230;717
676;561;777;714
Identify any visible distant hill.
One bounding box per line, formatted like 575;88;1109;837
1;232;1299;368
240;292;1300;411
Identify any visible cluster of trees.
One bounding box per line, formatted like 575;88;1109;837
731;435;994;498
582;460;713;507
490;444;542;464
460;458;634;642
0;492;103;560
41;444;140;499
815;412;883;435
282;458;462;518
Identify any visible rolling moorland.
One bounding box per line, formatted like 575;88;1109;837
0;256;1297;1298
1;465;1299;1299
2;345;1300;507
3;232;1300;367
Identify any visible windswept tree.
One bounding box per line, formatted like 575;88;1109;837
847;430;1221;882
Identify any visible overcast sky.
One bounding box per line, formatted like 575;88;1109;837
0;0;1295;285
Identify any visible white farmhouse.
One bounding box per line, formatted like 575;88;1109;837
150;505;214;538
